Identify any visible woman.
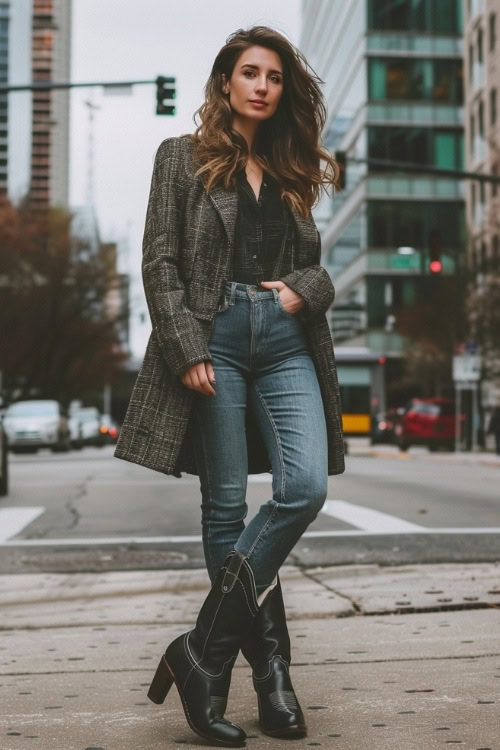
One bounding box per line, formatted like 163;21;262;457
115;25;345;747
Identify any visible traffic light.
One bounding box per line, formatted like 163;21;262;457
334;149;346;190
156;76;176;116
429;230;442;274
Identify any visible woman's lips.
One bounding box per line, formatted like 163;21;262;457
249;100;267;108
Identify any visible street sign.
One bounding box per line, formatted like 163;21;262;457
453;354;481;382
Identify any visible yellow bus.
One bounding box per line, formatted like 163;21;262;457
335;347;387;438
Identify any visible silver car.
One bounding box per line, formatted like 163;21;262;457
3;399;71;453
72;407;106;447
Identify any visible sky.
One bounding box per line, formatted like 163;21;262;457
69;0;302;359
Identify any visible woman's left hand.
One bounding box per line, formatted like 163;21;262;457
259;281;306;315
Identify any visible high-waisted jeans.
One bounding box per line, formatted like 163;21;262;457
191;280;328;594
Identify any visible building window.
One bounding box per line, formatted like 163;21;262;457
493;236;499;271
477;27;483;64
368;58;463;104
468;43;474;85
490;88;497;126
367;278;387;328
492;165;498;198
478;99;484;138
367;201;465;250
368;126;463;170
367;0;462;34
489;13;496;52
469;113;475;158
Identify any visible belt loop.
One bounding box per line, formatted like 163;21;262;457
230;281;237;306
271;288;279;304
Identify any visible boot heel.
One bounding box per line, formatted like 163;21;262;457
147;655;174;704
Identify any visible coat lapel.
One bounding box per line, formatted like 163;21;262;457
208;185;238;251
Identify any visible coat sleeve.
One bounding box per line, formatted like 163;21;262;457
141;137;213;378
277;222;335;319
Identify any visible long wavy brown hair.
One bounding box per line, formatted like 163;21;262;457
190;25;340;219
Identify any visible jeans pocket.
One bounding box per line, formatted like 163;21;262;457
275;290;297;319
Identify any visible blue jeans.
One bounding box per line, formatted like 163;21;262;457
191;281;328;594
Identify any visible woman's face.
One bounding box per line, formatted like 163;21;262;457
222;45;283;124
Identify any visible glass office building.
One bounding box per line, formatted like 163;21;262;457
301;0;465;356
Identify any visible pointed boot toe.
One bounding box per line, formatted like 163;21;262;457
254;655;307;738
147;550;277;747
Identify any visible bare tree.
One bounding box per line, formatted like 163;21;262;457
0;196;128;405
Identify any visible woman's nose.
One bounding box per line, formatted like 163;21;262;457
255;78;268;93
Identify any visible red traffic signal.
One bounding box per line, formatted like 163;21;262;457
429;230;442;274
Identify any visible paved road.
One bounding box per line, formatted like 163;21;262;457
0;444;498;573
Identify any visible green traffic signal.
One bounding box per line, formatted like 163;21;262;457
156;76;176;116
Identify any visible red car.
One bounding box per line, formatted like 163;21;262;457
395;398;464;452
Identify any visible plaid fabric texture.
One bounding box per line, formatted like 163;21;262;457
114;135;345;478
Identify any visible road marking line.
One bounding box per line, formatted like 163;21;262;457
1;528;500;546
0;508;45;543
321;500;425;532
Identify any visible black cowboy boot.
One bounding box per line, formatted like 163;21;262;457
147;549;275;747
240;573;307;738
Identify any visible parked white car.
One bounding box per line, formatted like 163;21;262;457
3;399;71;453
68;413;84;450
71;407;106;447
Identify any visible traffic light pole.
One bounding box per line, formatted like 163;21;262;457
0;77;176;116
340;155;500;185
0;78;172;92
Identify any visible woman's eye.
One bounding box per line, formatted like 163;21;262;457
243;71;282;84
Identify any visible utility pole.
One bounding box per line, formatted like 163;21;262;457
83;97;101;208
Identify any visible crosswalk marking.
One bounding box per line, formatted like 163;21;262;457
321;499;425;532
1;528;500;546
0;507;45;543
0;502;498;547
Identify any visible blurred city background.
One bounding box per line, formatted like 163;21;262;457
0;0;498;568
1;5;499;746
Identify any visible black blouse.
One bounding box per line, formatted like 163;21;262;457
228;168;295;285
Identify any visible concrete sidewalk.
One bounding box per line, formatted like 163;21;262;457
1;562;499;750
346;437;500;467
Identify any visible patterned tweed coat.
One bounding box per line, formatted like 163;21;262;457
114;134;345;478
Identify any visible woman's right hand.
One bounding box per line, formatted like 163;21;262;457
180;360;216;396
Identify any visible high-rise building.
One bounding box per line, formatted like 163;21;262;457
7;0;71;208
301;0;465;361
463;0;499;414
31;0;71;209
464;1;499;278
